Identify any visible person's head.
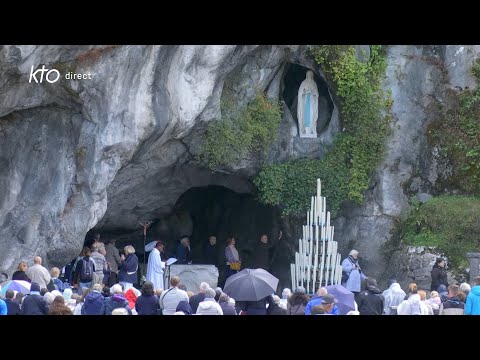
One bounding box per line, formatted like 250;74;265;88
317;287;328;296
5;290;15;300
272;295;280;305
63;288;73;301
124;245;135;255
306;70;314;80
40;288;48;296
178;284;187;292
260;234;268;244
460;282;471;294
52;295;65;306
281;288;292;299
321;294;336;312
180;237;190;247
33;256;42;265
294;286;306;295
388;279;398;287
199;282;210;293
92;283;102;293
17;261;28;272
80;287;91;303
50;267;60;278
205;288;216;299
208;236;217;245
84;249;91;258
110;284;123;295
93;233;101;242
43;292;53;305
141;281;154;296
155;241;164;252
474;276;480;287
311;305;325;315
407;283;418;294
112;308;129;315
435;258;445;268
90;243;99;252
448;284;459;298
15;292;24;303
349;250;359;259
218;292;230;304
80;246;90;257
98;243;106;255
457;291;467;303
214;287;222;298
226;236;236;247
187;291;194;298
430;291;439;298
437;284;447;293
175;301;192;315
155;289;163;297
170;276;180;288
418;290;427;301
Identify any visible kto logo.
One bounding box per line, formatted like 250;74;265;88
29;65;60;83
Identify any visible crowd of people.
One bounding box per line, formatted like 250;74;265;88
1;235;480;315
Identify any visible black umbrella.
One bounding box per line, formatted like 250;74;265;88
224;268;279;301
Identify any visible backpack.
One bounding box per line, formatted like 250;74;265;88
81;258;94;280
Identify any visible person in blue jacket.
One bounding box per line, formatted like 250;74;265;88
465;276;480;315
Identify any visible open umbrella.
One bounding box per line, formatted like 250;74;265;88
224;268;279;301
0;280;31;296
145;241;158;252
324;284;355;315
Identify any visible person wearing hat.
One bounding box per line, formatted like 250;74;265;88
305;289;338;315
357;277;384;315
319;294;337;315
21;282;49;315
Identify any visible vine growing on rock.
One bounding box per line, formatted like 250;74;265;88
255;45;392;216
200;91;282;170
399;195;480;268
427;59;480;195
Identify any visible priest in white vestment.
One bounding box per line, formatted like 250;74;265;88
146;241;166;291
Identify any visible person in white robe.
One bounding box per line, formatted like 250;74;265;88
146;241;166;291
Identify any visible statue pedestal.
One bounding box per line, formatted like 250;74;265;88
168;264;218;293
466;252;480;284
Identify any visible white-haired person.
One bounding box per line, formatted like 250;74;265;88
218;293;237;315
112;307;130;315
382;279;406;315
100;284;131;315
279;288;292;310
267;295;287;315
189;281;210;313
460;282;471;297
196;288;223;315
341;249;366;299
118;245;139;292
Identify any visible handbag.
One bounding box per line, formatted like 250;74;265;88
229;262;241;271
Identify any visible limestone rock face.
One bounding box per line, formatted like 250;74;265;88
0;45;477;287
168;264;219;293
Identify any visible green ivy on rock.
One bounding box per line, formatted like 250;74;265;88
200;92;282;170
254;45;392;216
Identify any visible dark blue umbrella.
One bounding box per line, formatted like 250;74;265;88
224;268;279;301
324;284;355;315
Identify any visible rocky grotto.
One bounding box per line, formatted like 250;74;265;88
1;45;479;290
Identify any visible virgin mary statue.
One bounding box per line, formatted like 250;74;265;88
297;70;319;138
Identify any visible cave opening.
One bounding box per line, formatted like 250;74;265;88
282;63;334;135
89;184;294;289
